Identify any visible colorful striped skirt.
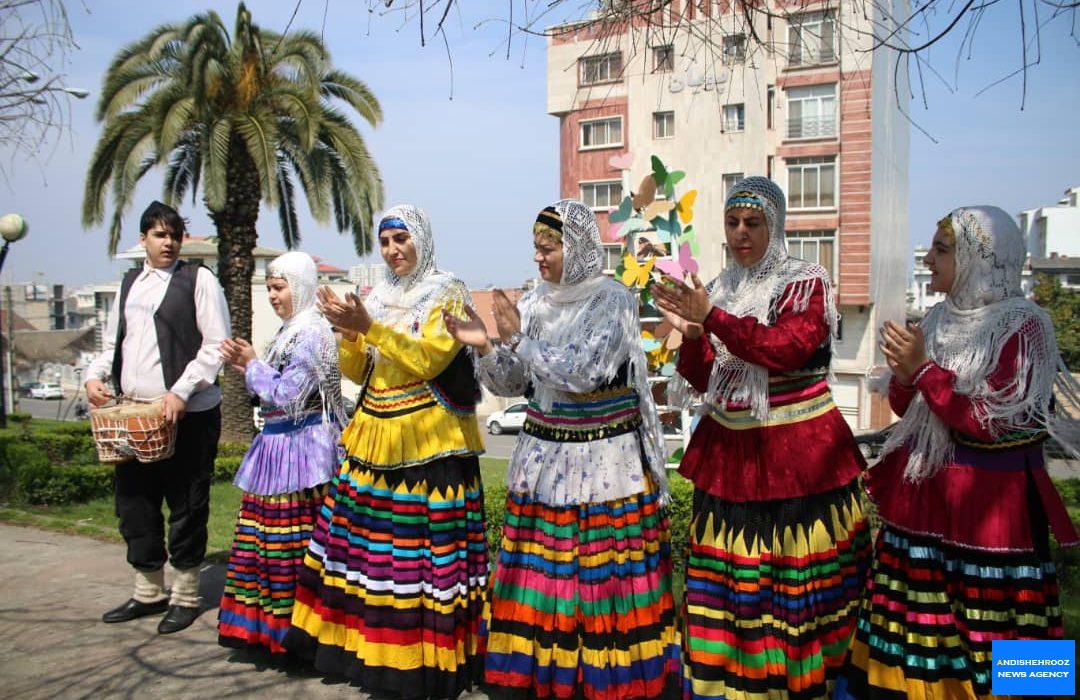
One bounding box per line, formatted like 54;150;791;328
682;480;871;700
284;455;488;699
834;525;1064;699
482;474;680;700
218;485;328;655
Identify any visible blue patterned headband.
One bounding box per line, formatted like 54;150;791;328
379;216;408;232
724;191;767;214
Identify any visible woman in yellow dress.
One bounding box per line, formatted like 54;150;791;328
284;205;488;699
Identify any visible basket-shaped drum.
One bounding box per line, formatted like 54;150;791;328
90;398;177;464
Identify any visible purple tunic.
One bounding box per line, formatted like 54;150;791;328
232;329;343;496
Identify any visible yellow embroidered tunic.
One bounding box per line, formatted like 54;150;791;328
338;303;484;469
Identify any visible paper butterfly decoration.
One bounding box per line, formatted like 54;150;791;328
655;242;700;280
621;253;655;288
677;190;697;224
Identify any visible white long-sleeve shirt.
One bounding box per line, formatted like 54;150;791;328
86;261;231;412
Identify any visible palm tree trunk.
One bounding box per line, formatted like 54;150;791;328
210;135;262;443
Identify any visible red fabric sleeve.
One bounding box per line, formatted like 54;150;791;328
888;376;917;416
675;334;714;394
701;278;830;372
914;333;1023;441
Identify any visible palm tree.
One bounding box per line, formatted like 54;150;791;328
83;3;382;440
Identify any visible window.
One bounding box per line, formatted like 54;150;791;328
786;83;836;138
722;103;745;132
788;11;837;67
580;116;623;149
787;156;836;209
652;45;674;73
786;230;835;280
766;155;774;179
767;86;775;129
579;52;622;86
723;34;746;64
653;111;675;139
722;172;745;194
506;404;526;414
581;181;623;210
602;243;624;272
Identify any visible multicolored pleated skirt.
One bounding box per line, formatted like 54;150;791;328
218;485;328;655
834;525;1064;700
284;455;488;699
681;479;871;700
482;474;680;700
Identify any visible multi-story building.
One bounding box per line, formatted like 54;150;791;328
1020;186;1080;260
546;1;909;430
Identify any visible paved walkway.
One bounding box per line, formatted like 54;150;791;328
0;524;487;699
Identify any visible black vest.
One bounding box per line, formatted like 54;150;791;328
111;261;204;395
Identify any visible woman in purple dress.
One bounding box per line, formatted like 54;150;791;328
217;252;347;657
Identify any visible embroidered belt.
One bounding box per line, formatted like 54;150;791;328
361;380;437;418
953;428;1048;451
523;386;641;443
708;376;835;430
262;412;323;435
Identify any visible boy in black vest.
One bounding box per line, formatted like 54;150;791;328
85;201;231;634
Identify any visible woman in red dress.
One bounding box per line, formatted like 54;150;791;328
654;176;869;699
834;205;1079;699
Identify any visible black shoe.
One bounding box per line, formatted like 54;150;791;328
102;598;169;623
157;605;200;634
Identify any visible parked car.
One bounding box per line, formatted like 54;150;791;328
486;402;528;435
16;382;35;398
30;382;64;400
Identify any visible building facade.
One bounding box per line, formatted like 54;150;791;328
546;0;909;430
1020;186;1080;260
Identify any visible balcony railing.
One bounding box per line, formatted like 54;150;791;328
787;114;836;139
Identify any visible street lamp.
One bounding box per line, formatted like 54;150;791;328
0;213;29;428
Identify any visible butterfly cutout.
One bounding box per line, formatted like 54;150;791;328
660;361;676;377
608;196;633;224
677;190;697;224
653;318;684;351
654;213;682;242
680;225;700;255
655;242;700;280
621;253;655;288
632;174;658;210
609;215;651;241
643;199;676;222
641;330;662;353
651;156;685;198
609;152;633;171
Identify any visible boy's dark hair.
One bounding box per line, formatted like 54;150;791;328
139;201;187;240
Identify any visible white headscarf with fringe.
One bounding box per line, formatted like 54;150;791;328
671;176;837;420
365;204;471;335
882;205;1080;481
520;199;670;502
264;252;347;426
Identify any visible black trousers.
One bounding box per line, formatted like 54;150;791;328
113;406;221;572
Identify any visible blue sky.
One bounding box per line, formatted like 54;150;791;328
1;1;1077;290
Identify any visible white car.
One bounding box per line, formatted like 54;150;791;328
30;382;64;400
486;402;528;435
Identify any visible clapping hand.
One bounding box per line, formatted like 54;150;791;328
443;306;494;355
652;274;712;325
317;286;372;336
879;320;928;385
220;337;257;374
492;289;521;342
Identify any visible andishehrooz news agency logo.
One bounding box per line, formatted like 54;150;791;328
992;640;1075;696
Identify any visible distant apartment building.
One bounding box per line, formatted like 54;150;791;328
546;0;909;429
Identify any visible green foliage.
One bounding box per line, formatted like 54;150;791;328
667;475;694;572
83;2;384;254
484;481;508;554
213;456;243;482
1032;273;1080;371
217;441;252;459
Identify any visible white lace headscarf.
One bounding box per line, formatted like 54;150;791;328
672;176;836;420
522;199;670;503
365;204;471;336
264;252;347;425
882;205;1080;481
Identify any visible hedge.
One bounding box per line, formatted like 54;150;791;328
0;417;251;507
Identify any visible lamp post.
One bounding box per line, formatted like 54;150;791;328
0;213;29;429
